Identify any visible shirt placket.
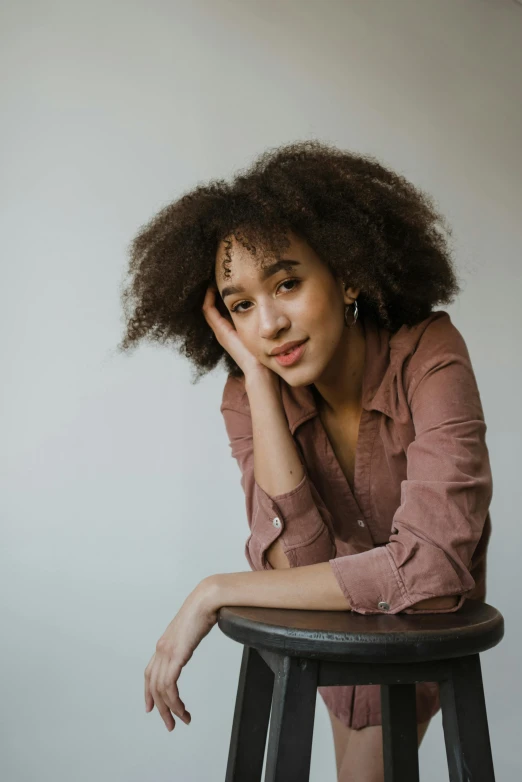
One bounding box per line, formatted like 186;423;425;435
352;409;381;544
317;409;378;551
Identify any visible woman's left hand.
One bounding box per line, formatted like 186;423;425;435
144;580;219;731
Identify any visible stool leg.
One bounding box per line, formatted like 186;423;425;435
264;656;318;782
225;645;274;782
439;654;496;782
380;683;420;782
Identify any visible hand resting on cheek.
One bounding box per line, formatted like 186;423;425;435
202;283;279;383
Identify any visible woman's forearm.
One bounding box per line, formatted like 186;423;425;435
205;561;352;613
245;368;305;497
202;564;459;614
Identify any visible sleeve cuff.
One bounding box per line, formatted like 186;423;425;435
248;472;335;569
329;546;470;614
329;546;410;614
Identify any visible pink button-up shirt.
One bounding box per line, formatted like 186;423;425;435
220;310;493;729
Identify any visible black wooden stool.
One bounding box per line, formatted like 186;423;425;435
218;599;504;782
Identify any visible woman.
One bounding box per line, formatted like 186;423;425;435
118;140;492;782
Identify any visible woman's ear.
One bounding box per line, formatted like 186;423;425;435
343;283;361;300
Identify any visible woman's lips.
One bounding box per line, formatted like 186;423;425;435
274;339;308;366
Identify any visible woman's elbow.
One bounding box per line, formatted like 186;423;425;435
410;594;460;610
265;538;291;569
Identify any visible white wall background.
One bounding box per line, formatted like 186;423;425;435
2;0;521;779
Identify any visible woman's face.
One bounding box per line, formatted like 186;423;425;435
214;230;360;387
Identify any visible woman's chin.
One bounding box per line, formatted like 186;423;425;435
278;365;319;389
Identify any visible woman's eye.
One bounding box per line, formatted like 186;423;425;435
231;279;301;314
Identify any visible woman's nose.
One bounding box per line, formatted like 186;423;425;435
258;309;290;339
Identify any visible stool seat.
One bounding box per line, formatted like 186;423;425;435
218;598;504;664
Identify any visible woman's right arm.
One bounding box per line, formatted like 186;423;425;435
245;368;305;568
221;369;337;571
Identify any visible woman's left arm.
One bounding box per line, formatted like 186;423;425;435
326;321;493;616
145;560;458;731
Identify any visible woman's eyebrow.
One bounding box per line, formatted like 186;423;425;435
220;260;301;300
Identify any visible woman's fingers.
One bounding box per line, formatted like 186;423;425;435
145;647;191;730
201;286;238;357
201;283;263;376
145;686;154;713
144;653;155;712
157;644;191;725
202;285;231;343
149;655;176;731
163;660;191;724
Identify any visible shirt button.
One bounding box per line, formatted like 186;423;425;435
378;601;390;611
272;517;281;528
357;519;365;528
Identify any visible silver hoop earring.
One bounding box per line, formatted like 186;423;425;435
344;299;358;327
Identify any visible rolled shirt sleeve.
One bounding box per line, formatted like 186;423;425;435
329;326;493;615
220;377;336;570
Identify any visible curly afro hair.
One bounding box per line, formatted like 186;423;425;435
118;139;461;382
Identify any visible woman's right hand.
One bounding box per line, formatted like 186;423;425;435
202;283;275;381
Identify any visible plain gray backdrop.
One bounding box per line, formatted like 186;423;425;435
2;1;521;780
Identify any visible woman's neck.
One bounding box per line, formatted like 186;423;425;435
312;318;366;418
